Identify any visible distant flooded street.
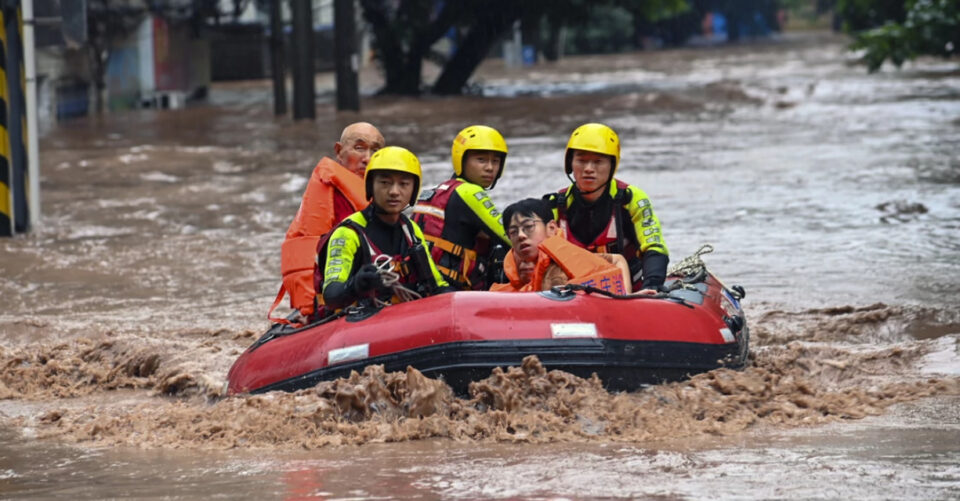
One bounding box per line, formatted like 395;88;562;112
1;32;958;499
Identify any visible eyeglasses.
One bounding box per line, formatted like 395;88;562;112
506;219;544;239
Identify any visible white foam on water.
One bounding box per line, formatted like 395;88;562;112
97;197;157;208
213;160;244;173
141;171;180;183
281;174;307;193
118;153;149;164
920;335;960;376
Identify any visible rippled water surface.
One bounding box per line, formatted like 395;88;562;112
1;32;958;499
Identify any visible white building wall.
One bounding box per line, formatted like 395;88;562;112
136;17;155;95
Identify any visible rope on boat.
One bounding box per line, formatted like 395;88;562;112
666;243;743;299
667;243;714;278
372;254;422;306
553;283;694;308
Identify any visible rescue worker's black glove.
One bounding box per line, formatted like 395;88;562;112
485;244;509;285
353;264;383;294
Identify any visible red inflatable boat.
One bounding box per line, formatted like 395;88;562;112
227;271;749;395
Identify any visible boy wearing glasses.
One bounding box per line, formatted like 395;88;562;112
490;199;629;293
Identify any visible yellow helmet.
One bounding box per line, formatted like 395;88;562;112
564;123;620;176
451;125;508;188
364;146;422;206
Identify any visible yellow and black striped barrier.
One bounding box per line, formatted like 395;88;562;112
0;4;27;237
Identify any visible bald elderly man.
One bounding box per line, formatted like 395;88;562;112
270;122;386;322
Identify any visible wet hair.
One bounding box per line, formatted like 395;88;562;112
502;198;555;227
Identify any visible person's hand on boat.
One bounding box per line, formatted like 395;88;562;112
635;288;658;296
353;264;384;294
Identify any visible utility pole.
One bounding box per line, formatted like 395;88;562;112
1;2;30;235
333;0;359;111
269;0;287;116
290;0;315;120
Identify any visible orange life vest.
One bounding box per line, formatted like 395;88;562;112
490;234;627;294
269;157;368;320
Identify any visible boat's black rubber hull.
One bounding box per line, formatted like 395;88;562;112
251;331;749;396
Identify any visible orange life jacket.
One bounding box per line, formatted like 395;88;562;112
269;157;368;320
490;234;627;294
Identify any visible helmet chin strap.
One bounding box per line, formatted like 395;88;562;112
371;201;409;217
567;171;610;199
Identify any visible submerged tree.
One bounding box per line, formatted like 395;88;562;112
849;0;959;71
359;0;692;96
830;0;908;31
359;0;527;95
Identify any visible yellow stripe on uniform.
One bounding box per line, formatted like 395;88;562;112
453;182;510;245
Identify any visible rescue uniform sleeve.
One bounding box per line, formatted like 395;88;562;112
454;183;510;245
541;191;561;221
413;223;451;290
640;250;669;290
321;225;362;308
624;185;668;256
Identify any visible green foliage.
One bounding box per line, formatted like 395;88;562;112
905;0;960;56
557;0;690;54
564;5;637;54
835;0;907;31
625;0;691;22
850;0;959;71
852;21;913;69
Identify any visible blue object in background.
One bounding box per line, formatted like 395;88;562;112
522;45;536;66
753;11;770;36
444;26;457;57
56;82;90;119
712;12;727;39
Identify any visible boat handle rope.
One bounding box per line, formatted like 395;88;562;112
372;254;422;306
553;283;694;309
667;243;714;278
250;308;349;351
666;243;744;300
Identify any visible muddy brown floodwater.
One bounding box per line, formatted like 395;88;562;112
1;32;958;499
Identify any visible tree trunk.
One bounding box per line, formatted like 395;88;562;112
360;1;414;94
361;0;464;95
431;5;522;95
725;9;742;42
632;8;652;50
542;17;563;62
89;43;107;114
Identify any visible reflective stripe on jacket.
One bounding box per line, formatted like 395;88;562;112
317;207;448;308
552;179;668;258
412;177;509;289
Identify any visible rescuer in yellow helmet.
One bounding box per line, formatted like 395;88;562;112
543;123;669;293
413;125;512;290
317;146;450;312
